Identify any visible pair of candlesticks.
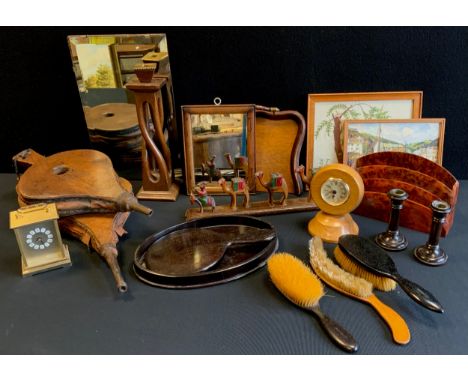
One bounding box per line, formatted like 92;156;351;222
374;188;451;266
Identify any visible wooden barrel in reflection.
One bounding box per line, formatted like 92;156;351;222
84;103;142;165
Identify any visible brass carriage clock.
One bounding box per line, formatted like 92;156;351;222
10;203;71;276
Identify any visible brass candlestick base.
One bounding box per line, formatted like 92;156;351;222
414;200;451;266
375;188;408;251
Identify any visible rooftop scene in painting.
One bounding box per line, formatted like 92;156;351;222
346;122;440;166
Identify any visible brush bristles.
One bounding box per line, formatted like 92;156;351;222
267;252;324;308
334;247;397;292
309;237;373;298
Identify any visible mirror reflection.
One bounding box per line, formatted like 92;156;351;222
192;113;248;184
67;34;176;179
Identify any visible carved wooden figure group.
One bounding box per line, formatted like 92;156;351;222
295;165;313;202
187;169;292;219
201;155;221;182
200;153;249;184
225;153;248;178
189;182;216;213
255;171;288;206
218;177;250;210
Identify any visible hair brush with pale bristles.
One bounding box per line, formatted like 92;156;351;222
309;237;410;345
267;252;358;353
334;246;397;292
338;235;444;313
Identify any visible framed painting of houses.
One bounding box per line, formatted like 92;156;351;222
306;91;423;174
342;118;445;167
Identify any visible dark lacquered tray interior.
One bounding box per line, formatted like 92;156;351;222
133;215;278;288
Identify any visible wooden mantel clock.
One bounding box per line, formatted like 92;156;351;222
308;163;364;243
10;203;71;276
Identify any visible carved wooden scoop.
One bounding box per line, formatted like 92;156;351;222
145;225;276;276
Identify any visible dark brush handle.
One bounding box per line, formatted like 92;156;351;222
311;306;359;353
396;275;444;313
228;232;276;247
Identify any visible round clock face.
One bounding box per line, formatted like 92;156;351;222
25;227;54;251
311;164;364;216
320;177;350;206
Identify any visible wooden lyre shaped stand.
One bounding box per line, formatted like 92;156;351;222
126;68;179;201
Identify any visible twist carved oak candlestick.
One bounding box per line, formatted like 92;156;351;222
375;189;409;251
126;64;179;201
413;200;451;266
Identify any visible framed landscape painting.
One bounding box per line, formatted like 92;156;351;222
342;118;445;167
306;91;423;173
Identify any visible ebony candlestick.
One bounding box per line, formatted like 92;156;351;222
375;188;408;251
413;200;451;266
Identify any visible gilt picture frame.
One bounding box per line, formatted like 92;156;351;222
343;118;445;167
306;91;423;173
182;104;256;194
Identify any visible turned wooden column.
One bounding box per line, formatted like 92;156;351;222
126;76;179;201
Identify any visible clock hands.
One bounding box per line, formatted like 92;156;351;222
26;227;54;250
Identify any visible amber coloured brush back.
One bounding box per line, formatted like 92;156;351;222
267;252;324;308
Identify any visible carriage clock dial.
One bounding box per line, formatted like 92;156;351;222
309;164;364;243
10;203;71;276
25;227;55;251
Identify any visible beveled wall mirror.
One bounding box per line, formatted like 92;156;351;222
182;104;256;194
67;34;177;179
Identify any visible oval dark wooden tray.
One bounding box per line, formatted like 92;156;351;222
133;215;278;289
